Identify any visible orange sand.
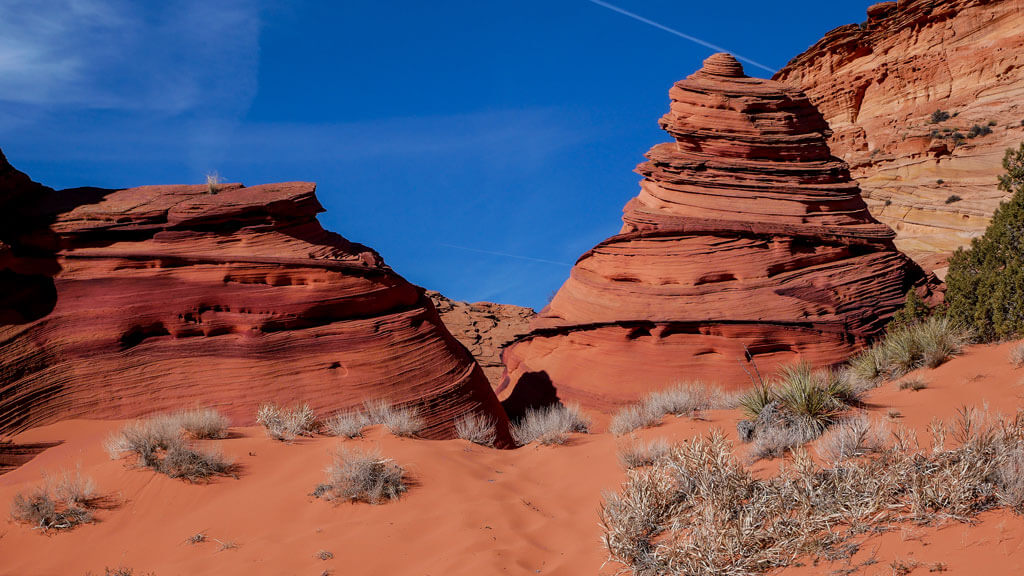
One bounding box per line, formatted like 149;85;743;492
1;341;1021;576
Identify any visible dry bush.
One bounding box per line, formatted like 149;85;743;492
611;382;729;437
850;317;969;384
610;404;663;437
601;410;1024;576
10;467;98;531
176;407;230;439
898;377;928;391
816;413;888;462
362;399;426;438
617;437;670;469
106;415;234;482
749;423;815;462
324;409;369;439
511;402;590;446
455;412;497;447
1011;342;1024;368
318;447;407;504
256;403;317;441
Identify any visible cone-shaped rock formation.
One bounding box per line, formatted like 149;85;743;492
0;149;511;444
501;54;938;411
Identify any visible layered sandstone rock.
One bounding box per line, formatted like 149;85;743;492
426;291;533;389
775;0;1024;266
0;149;511;443
501;54;937;411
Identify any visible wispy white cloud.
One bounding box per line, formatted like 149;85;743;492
0;0;261;114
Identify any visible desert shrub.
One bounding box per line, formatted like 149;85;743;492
256;403;317;441
749;423;815;461
930;109;951;123
617;437;671;469
10;468;98;531
454;412;497;447
324;409;369;439
849;317;969;383
601;412;1024;575
889;289;933;331
106;416;234;481
967;124;992;138
176;407;230;439
816;413;888;462
899;377;928;391
318;447;407;504
1011;342;1024;367
362;399;425;438
945;194;962;204
610;404;663;437
206;171;220;194
741;363;859;435
946;143;1024;341
511;402;590;446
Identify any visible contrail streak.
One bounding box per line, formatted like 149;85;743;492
438;243;573;267
585;0;777;74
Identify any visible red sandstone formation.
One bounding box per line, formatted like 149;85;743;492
0;149;510;443
501;54;937;411
775;0;1024;269
426;291;533;390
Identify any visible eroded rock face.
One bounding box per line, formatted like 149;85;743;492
775;0;1024;265
0;149;510;443
500;54;937;411
426;291;533;389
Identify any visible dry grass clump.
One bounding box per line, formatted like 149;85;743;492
1011;342;1024;367
850;317;970;384
898;377;928;391
256;403;317;441
617;437;671;469
316;447;407;504
455;412;497;447
10;466;98;531
324;409;370;439
749;423;816;462
511;402;591;446
815;413;888;462
105;416;233;481
611;383;731;437
362;399;426;438
176;407;230;439
601;409;1024;576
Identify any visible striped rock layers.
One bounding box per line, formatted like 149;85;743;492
0;149;511;443
501;54;936;411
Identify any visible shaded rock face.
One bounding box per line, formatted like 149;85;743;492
426;291;533;390
0;150;511;443
774;0;1024;266
501;54;937;411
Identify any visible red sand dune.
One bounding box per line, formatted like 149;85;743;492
1;341;1022;575
0;150;510;443
501;53;939;411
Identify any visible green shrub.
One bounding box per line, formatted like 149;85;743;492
946;143;1024;341
889;289;932;330
945;194;962;204
849;317;969;383
930;109;951;123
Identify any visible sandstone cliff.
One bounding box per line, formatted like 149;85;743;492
0;149;511;442
501;54;937;411
775;0;1024;270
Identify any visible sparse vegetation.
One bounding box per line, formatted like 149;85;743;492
899;377;928;391
206;171;220;194
256;403;317;441
187;532;206;544
362;399;425;438
316;447;407;504
601;409;1024;576
816;413;888;462
930;109;951;123
1011;342;1024;367
849;317;969;384
105;415;234;481
316;549;335;560
176;407;230;439
324;409;370;439
511;402;590;446
454;412;497;447
945;194;962;204
617;437;671;469
936;179;944;185
968;124;993;138
610;383;730;437
10;466;98;531
946;143;1024;341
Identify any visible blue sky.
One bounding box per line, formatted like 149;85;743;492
1;0;875;309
